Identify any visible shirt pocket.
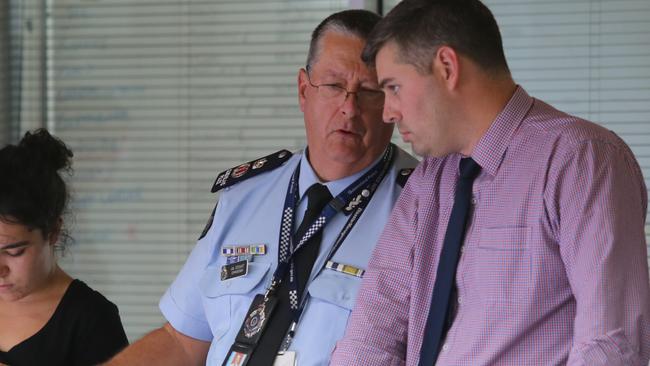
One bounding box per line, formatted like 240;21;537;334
292;269;362;363
199;261;271;341
308;268;362;310
473;227;531;304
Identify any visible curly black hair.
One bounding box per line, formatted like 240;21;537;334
0;128;74;249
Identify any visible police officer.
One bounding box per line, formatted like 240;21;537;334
107;9;417;366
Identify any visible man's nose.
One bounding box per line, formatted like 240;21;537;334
383;101;401;124
340;92;360;118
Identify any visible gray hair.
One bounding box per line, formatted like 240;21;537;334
306;9;381;71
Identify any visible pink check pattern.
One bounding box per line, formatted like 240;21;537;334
330;87;650;366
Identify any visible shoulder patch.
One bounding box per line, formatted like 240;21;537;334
198;203;217;240
396;168;414;188
211;149;293;193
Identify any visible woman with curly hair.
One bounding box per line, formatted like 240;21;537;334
0;129;128;366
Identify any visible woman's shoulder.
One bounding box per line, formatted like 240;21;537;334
62;279;128;343
63;279;119;315
61;281;129;364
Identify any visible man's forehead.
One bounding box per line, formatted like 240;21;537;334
310;32;377;79
311;57;378;85
375;42;409;84
375;41;400;67
317;65;373;78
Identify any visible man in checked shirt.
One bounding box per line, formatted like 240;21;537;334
331;0;650;365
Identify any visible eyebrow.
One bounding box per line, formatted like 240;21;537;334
320;69;346;79
0;241;29;250
379;77;395;89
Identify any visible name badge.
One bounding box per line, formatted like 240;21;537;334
221;260;248;281
274;351;297;366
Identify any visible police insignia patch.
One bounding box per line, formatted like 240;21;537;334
198;204;217;240
211;150;293;193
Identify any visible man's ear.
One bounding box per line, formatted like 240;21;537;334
432;46;460;91
298;68;310;112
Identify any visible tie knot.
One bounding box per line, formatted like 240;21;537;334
305;183;332;213
459;157;481;180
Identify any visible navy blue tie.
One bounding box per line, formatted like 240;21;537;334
418;157;481;366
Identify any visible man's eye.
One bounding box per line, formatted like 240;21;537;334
316;84;345;99
5;248;26;257
387;85;400;95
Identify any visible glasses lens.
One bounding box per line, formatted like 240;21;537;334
319;84;346;99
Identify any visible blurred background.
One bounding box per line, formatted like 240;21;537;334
1;0;648;341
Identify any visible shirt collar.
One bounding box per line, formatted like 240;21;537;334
298;147;382;199
470;86;534;177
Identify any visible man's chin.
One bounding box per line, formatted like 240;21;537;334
410;142;429;157
326;144;369;164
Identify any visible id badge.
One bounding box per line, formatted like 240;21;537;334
222;343;252;366
234;294;278;345
274;351;297;366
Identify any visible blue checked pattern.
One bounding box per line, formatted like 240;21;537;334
279;207;293;262
296;216;326;248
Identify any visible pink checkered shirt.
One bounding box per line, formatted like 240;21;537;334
330;87;650;366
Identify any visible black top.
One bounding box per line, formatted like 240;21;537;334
0;279;129;366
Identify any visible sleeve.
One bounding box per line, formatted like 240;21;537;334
74;297;129;365
330;162;422;366
544;139;650;366
159;200;223;342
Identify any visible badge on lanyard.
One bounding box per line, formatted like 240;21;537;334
222;343;252;366
224;350;250;366
239;294;278;341
222;294;279;366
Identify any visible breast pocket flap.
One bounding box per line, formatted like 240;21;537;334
308;269;362;310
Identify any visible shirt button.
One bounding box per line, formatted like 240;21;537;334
442;344;450;352
471;197;478;205
458;296;463;304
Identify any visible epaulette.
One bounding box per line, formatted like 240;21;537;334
396;168;414;188
211;149;293;193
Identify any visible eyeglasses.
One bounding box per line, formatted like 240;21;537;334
305;70;384;109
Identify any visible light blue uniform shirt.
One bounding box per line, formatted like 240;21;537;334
159;146;417;365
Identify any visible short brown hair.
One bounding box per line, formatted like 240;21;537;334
362;0;510;76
